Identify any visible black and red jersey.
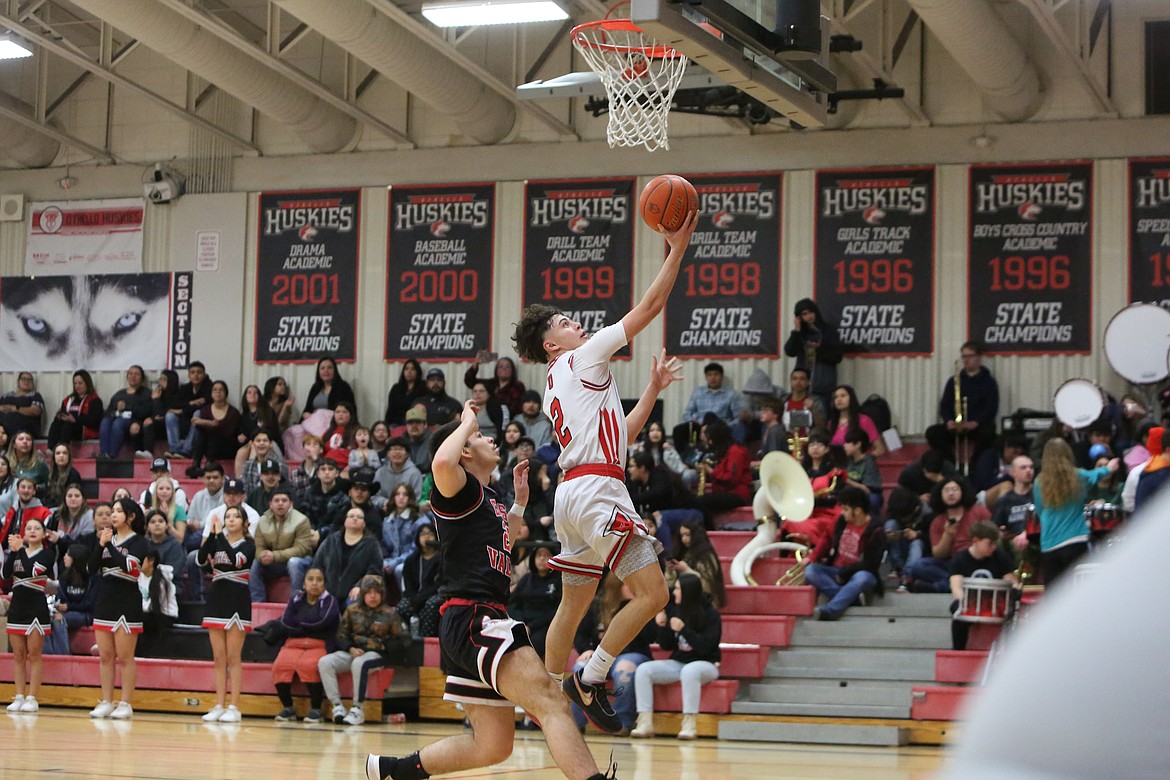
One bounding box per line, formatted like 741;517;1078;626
430;469;511;605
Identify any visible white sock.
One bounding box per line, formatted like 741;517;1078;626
582;648;615;685
548;671;565;684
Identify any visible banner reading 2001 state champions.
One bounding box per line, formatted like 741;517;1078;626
255;189;360;363
523;178;635;359
814;167;934;356
968;162;1093;354
664;172;782;358
385;183;494;361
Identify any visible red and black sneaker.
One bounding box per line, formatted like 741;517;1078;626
563;669;623;734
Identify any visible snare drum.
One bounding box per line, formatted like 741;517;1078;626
957;577;1013;624
1086;503;1124;533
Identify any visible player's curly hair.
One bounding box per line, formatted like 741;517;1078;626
512;303;562;364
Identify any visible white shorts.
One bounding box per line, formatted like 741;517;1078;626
548;472;663;581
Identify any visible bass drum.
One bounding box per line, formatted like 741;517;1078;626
1053;378;1106;429
1104;303;1170;384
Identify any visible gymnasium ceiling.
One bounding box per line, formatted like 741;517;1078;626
0;0;1136;170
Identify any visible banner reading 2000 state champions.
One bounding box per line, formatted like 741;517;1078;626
664;172;782;358
814;167;934;356
385;183;494;361
968;162;1092;354
255;189;360;363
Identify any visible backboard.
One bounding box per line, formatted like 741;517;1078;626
516;0;834;128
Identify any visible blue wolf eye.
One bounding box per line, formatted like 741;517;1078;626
113;311;143;336
19;316;49;339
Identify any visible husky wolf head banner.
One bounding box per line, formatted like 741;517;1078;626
0;272;191;371
967;162;1093;355
255;189;360;363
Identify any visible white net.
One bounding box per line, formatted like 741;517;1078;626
572;21;689;152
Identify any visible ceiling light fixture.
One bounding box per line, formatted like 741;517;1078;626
421;0;568;28
0;33;33;60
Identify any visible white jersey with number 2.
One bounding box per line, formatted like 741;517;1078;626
543;322;628;471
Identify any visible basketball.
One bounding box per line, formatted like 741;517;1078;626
639;174;699;232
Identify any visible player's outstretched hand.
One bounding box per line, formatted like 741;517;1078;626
650;349;684;392
460;398;480;431
660;208;698;250
512;458;530;507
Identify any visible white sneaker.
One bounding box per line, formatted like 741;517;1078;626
218;705;241;723
19;696;38;713
202;705;225;722
7;695;25;712
135;450;154;459
110;701;133;720
331;703;347;724
89;700;115;719
343;705;365;726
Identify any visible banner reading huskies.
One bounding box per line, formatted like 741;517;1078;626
814;167;934;356
386;183;494;361
968;162;1093;354
523;178;634;358
664;172;782;358
255;189;360;363
1129;158;1170;308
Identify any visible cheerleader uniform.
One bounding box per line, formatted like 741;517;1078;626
3;546;56;635
198;533;255;631
89;532;149;633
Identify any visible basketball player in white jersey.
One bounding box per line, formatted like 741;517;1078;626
512;211;697;732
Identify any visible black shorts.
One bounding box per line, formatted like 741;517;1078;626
439;601;532;709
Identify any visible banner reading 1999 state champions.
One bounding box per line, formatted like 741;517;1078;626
385;183;494;361
968;162;1093;354
664;172;782;358
814;167;934;356
523;178;634;359
255;189;359;363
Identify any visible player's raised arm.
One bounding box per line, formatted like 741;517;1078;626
626;349;684;442
431;400;479;498
620;210;698;341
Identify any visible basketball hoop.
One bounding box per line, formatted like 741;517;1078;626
571;18;689;152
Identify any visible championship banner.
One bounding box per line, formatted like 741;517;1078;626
25;197;145;275
664;172;782;358
523;178;635;359
968;162;1093;354
385;183;494;361
254;189;360;363
0;272;191;371
1129;158;1170;308
814;167;934;356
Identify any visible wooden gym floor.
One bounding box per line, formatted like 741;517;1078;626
1;709;945;779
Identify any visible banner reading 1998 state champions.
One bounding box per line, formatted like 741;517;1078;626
385;183;494;361
664;172;782;358
255;189;359;363
523;178;634;359
814;167;934;356
968;162;1093;354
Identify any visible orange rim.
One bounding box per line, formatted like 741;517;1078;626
571;19;683;59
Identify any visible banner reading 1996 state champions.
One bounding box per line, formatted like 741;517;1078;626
255;189;359;363
664;172;782;358
523;179;634;359
814;168;934;356
968;162;1093;354
385;183;494;361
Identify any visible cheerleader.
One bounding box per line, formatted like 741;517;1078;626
4;517;55;713
197;505;255;722
88;497;149;720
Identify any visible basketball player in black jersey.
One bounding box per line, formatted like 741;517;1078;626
367;399;615;780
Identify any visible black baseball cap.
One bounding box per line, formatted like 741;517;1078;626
223;478;245;494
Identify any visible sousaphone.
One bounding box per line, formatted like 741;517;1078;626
730;451;815;586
